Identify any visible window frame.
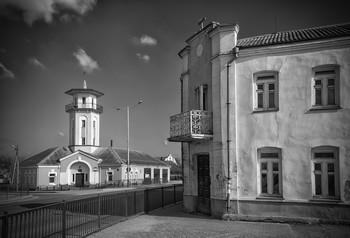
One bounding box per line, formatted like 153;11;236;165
48;172;56;185
311;65;340;110
194;84;208;111
311;146;339;200
257;147;282;198
253;71;279;112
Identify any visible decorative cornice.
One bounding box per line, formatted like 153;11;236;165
178;45;190;58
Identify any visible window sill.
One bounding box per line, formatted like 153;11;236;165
307;105;342;113
256;195;284;201
309;198;341;203
252;108;279;114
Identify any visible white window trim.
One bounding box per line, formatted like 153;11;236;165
311;65;340;110
253;71;279;112
48;171;57;185
311;146;339;200
257;147;282;198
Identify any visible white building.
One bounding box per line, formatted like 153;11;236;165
169;21;350;220
20;84;170;188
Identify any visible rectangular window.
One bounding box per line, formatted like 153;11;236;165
49;173;56;184
82;97;86;104
258;148;282;197
312;65;339;109
82;137;86;145
195;84;208;110
107;172;113;181
82;120;86;128
254;72;278;111
312;147;339;199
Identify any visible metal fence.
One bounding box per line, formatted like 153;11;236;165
1;184;183;238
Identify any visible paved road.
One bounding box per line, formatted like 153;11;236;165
88;203;350;238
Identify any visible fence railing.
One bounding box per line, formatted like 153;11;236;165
0;184;183;238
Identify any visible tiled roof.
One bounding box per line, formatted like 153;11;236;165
237;23;350;49
21;147;72;167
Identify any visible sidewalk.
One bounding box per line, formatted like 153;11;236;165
88;203;350;238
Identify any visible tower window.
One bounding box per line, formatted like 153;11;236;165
82;120;86;128
195;84;208;110
82;137;86;145
82;97;86;104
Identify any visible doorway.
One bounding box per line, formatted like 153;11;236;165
76;173;84;187
197;154;210;214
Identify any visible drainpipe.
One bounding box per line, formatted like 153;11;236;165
226;47;238;213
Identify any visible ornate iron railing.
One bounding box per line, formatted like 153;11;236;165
169;110;213;142
65;103;103;114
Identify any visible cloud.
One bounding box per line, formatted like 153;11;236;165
0;0;98;26
29;57;46;70
73;47;99;74
0;62;15;79
136;53;150;62
133;35;157;46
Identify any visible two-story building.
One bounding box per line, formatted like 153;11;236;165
169;21;350;220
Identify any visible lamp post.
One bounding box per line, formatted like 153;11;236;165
117;100;143;187
11;145;19;192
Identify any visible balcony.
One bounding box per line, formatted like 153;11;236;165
65;103;103;114
169;110;213;142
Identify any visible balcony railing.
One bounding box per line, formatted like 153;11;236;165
65;103;103;114
169;110;213;142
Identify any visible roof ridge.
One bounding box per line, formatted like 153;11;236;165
238;22;350;41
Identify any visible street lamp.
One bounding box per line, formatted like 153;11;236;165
11;145;19;192
117;100;143;187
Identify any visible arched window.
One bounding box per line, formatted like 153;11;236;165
258;147;282;197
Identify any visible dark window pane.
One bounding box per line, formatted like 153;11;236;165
257;75;275;80
328;87;335;105
273;163;279;171
257;84;264;90
314;163;321;171
315;80;322;85
315;153;334;158
315;89;322;105
328;174;335;196
261;153;279;158
328;163;334;172
261;162;267;170
328;78;335;85
269;84;275;90
261;173;267;193
315;70;335;75
315;174;322;195
273;174;279;194
258;93;263;108
269;92;275;108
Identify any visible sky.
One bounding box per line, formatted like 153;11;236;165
0;0;349;159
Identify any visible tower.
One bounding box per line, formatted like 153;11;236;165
65;82;104;153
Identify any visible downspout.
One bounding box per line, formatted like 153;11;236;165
226;47;238;213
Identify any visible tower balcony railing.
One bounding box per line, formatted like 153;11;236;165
65;103;103;114
168;110;213;142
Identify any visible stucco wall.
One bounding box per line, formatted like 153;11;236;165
235;46;350;202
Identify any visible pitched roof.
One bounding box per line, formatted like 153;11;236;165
92;147;124;164
106;148;169;167
21;147;72;167
237;22;350;49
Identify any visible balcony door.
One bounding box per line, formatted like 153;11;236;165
197;154;211;214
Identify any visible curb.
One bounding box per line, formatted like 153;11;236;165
222;213;350;226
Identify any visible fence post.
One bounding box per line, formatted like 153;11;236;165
62;200;66;238
134;191;136;215
98;194;101;229
6;184;9;200
174;185;176;204
162;186;164;208
2;211;9;238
